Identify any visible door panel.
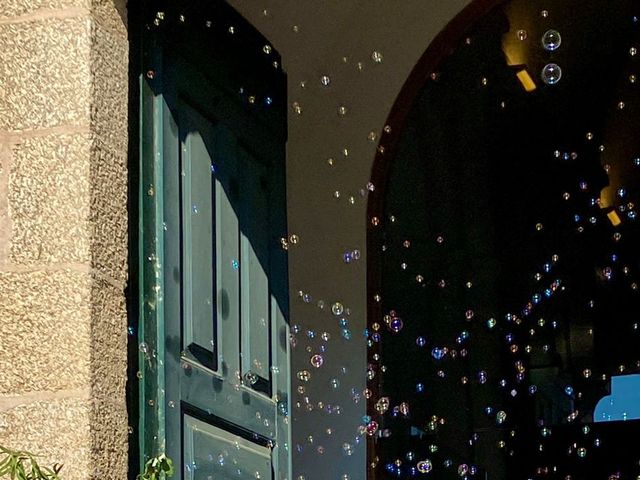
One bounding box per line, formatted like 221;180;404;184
183;415;271;480
181;109;217;370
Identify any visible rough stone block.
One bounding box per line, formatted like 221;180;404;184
89;397;129;479
0;142;10;266
0;0;89;20
89;275;127;399
0;17;91;131
0;270;92;395
9;132;92;265
88;137;128;284
0;397;92;480
90;20;128;154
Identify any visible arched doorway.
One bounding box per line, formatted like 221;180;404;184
367;0;640;478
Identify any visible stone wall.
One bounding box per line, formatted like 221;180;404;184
0;1;129;479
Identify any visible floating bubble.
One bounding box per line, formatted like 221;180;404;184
365;421;379;436
432;347;445;360
496;410;507;424
310;354;324;368
389;317;403;333
417;460;433;473
332;302;344;316
416;336;427;347
244;371;258;385
542;29;561;51
541;63;562;85
342;443;354;456
374;397;390;414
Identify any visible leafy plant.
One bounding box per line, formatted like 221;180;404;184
137;454;174;480
0;445;63;480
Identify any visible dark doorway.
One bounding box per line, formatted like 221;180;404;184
367;0;640;478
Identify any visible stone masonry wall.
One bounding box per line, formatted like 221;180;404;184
0;1;129;479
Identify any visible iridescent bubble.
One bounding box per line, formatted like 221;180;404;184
399;402;410;416
541;63;562;85
565;385;574;396
332;302;344;316
458;464;469;477
310;354;324;368
320;75;331;87
342;443;354;456
416;336;427;347
431;347;445;360
244;371;258;385
365;420;379;436
496;410;507;424
297;370;311;382
542;29;561;51
516;29;528;41
330;378;340;389
417;460;433;473
416;383;425;393
389;317;403;333
375;397;390;414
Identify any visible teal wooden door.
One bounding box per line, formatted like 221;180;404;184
138;2;290;479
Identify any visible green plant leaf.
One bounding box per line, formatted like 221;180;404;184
0;445;62;480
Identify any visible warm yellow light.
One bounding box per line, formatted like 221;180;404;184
607;210;622;226
516;69;537;92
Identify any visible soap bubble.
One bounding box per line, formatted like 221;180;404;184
541;63;562;85
542;29;561;51
417;460;432;473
